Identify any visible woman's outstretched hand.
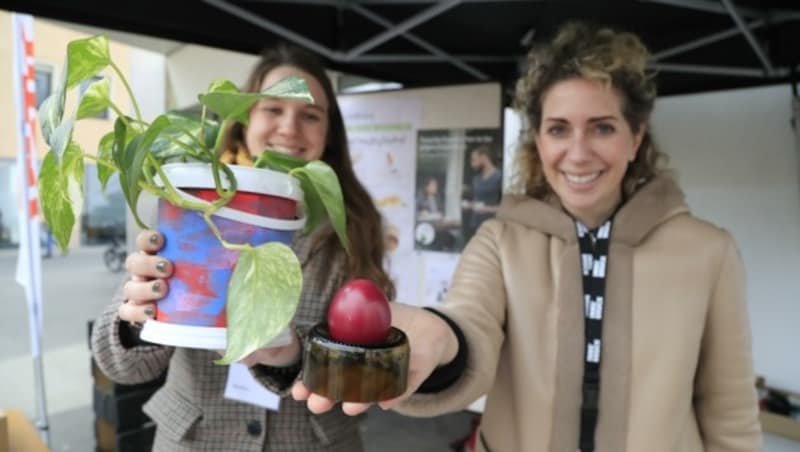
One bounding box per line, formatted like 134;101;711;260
117;230;173;325
291;302;459;415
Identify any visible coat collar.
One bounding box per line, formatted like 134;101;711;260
496;175;690;245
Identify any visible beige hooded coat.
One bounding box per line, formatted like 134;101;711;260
397;176;762;452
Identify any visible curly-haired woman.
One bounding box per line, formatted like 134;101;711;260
295;22;762;452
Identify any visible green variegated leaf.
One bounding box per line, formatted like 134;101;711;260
261;75;314;103
96;131;115;189
76;78;110;120
207;79;240;94
216;243;303;365
38;65;68;146
38;142;84;251
118;115;170;228
197;92;260;124
291;161;349;252
66;35;110;90
253;149;306;172
63;142;85;239
38;153;70;251
150;112;214;162
290;170;324;234
198;75;313;125
50;117;75;164
111;117;128;171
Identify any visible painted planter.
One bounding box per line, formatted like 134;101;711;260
140;163;305;350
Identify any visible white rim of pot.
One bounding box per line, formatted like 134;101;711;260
140;319;293;350
156;163;307;231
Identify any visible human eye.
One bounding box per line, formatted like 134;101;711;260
302;111;322;122
547;124;567;137
595;123;615;135
258;101;281;114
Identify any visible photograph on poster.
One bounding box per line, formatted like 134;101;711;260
414;128;502;252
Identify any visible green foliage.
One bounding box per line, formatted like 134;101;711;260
37;34;350;365
216;243;303;364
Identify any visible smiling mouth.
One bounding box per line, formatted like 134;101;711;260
563;171;601;184
268;145;304;155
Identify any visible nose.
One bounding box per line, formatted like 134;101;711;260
565;131;592;163
277;112;301;137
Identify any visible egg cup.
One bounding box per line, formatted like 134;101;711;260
301;323;410;402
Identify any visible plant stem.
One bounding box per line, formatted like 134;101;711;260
202;212;250;252
81;154;117;171
110;61;143;122
199;105;209;151
213;118;231;159
107;102;133;131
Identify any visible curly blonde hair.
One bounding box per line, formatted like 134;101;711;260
512;22;668;200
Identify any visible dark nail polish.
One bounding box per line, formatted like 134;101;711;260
152;282;161;293
144;307;154;318
156;260;167;274
149;234;159;245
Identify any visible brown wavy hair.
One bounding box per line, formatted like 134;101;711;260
221;44;395;299
513;22;668;200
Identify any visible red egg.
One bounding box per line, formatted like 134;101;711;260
327;279;391;345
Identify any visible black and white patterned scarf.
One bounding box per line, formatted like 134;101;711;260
575;219;612;452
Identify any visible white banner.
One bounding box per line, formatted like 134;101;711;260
12;13;44;358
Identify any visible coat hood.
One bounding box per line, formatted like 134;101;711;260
496;175;690;246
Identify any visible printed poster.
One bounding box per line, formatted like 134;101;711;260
339;97;422;305
414;128;502;252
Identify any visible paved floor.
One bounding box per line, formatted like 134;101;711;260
1;246;798;451
0;246;476;451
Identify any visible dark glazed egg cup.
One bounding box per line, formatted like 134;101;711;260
301;323;409;402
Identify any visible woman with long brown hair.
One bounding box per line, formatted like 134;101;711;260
91;43;392;451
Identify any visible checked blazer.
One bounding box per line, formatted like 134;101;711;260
91;229;365;452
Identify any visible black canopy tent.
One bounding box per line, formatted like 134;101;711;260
1;0;799;100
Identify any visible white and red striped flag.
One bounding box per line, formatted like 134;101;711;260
12;13;44;358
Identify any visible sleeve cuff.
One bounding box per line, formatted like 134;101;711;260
417;307;468;394
251;359;303;390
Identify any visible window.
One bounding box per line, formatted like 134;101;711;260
34;64;53;109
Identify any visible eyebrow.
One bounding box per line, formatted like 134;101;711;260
543;115;619;122
305;103;328;113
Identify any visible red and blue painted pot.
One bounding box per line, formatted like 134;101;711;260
140;163;305;349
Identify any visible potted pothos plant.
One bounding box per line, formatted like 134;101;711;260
37;35;348;364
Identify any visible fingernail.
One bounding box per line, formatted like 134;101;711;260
155;260;168;274
149;233;159;245
152;281;161;293
144;307;154;318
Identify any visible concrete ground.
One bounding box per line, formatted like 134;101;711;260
1;246;797;451
0;246;475;451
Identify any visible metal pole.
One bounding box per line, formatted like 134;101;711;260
33;355;51;445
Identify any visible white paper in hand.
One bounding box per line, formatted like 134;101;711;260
224;362;281;411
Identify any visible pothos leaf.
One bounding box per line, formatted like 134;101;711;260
291;161;350;253
118;115;171;229
76;77;110;120
38;142;84;251
253;149;307;172
96;131;115;190
198;75;314;125
216;243;303;365
66;35;110;90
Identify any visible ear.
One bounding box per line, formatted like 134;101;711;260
631;124;646;161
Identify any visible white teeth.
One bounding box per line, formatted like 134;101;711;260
269;145;301;154
564;172;600;184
